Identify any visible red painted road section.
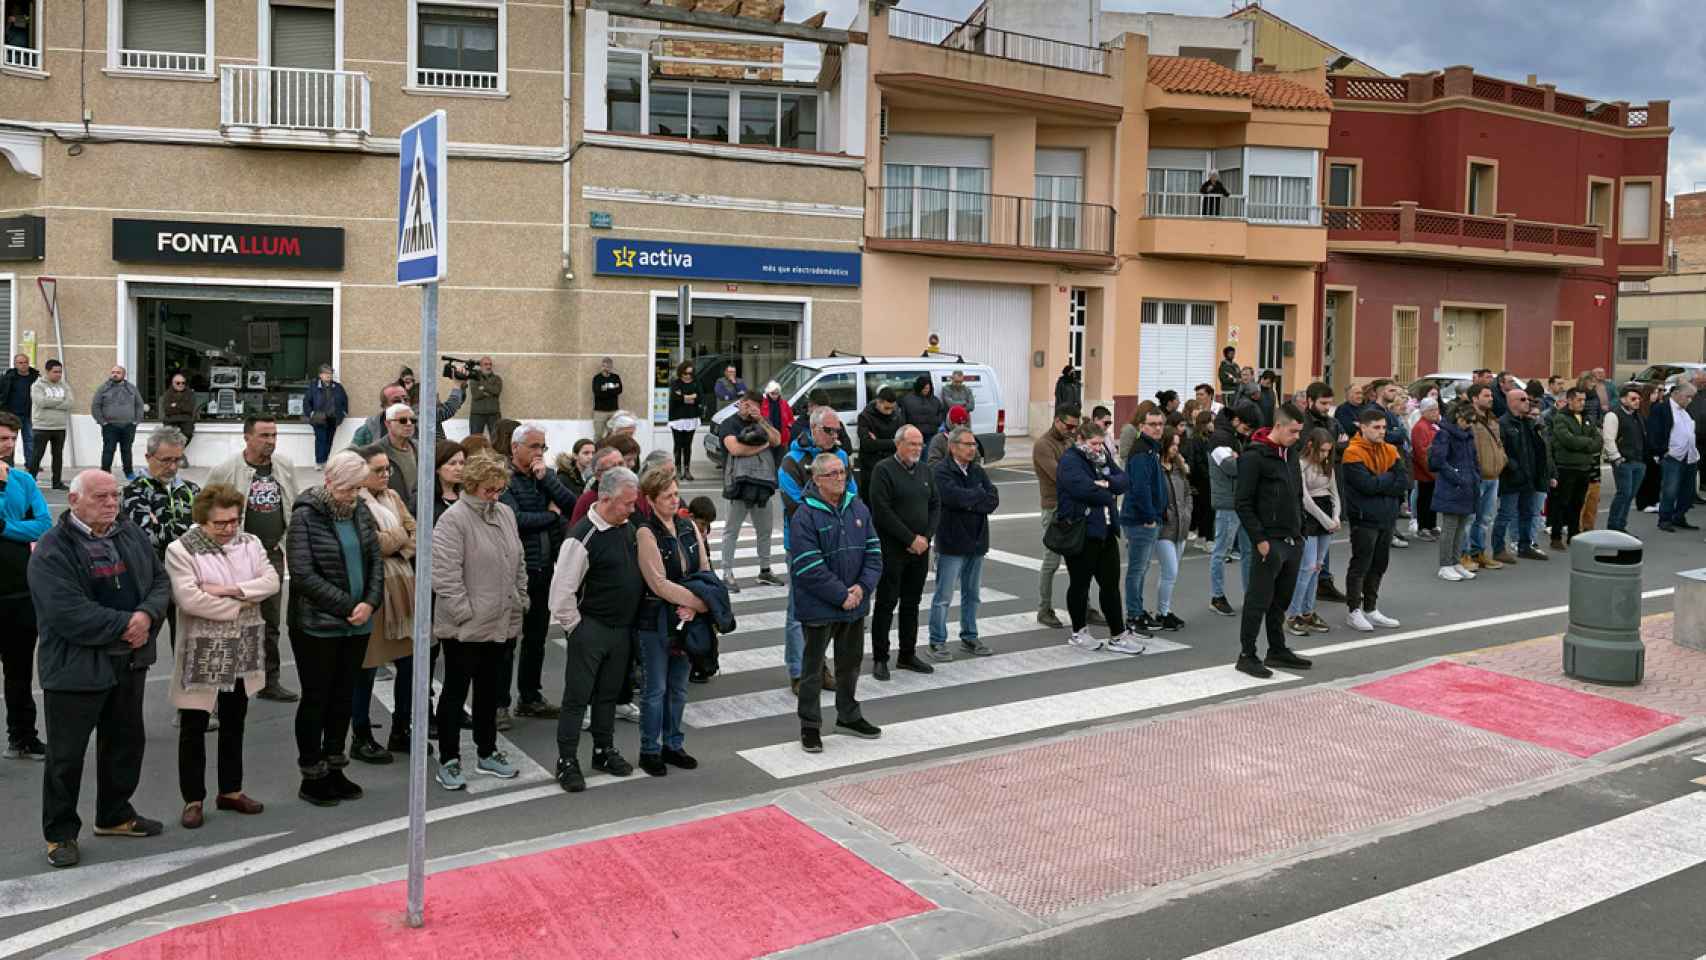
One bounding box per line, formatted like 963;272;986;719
1353;661;1682;758
95;806;934;960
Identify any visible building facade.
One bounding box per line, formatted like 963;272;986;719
1320;67;1670;390
1613;273;1706;383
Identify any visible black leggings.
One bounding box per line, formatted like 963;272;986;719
672;429;695;474
28;429;66;485
1416;480;1437;531
1065;534;1124;632
438;638;506;762
179;680;249;802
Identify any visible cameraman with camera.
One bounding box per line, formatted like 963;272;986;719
461;356;503;439
717;391;782;592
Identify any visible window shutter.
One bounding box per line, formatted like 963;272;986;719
124;0;207;54
885;135;991;168
1035;149;1084;178
0;281;11;363
270;5;336;70
1622;183;1652;240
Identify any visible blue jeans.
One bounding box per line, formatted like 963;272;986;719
1286;533;1332;617
312;422;337;466
1660;457;1698;526
1528;492;1547;545
1210;508;1252;599
1121;523;1159;620
1154;540;1181;616
928;553;984;647
638;611;688;755
1492;492;1536;554
100;423;136;476
783;589;804;680
1608;461;1645;531
1468;478;1499;554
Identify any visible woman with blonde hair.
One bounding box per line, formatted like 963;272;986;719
167;483;281;828
346;444;418;764
633;463;710;776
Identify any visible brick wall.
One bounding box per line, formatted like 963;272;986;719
658;38;783;80
1675;192;1706;273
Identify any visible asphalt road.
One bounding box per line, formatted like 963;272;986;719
1;464;1700;958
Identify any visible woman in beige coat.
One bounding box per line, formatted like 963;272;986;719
349;444;418;764
166;484;281;829
431;452;528;790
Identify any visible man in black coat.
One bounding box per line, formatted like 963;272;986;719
856;388;904;503
1495;391;1551;560
1233;404;1309;679
500;423;578;723
928;426;999;663
868;426;940;680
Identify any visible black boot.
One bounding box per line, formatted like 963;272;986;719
298;763;341;807
350;725;393;765
1316;576;1347;604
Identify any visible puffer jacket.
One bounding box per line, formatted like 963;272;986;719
500;461;577;574
787;485;883;624
1055;445;1129;541
899;376;947;439
1342;435;1411;529
1411;417;1438;482
1234;429;1303;544
1119;433;1167;527
285;490;384;637
1206;411;1247;511
432;496;527;643
1427;420;1480;515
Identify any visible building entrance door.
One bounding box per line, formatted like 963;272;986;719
1440;307;1484;372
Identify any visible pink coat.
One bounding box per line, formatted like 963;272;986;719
165;532;281;711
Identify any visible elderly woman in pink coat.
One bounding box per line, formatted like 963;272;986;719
165;483;281;830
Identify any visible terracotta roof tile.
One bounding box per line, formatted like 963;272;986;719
1147;56;1332;111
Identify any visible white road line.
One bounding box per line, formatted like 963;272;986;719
721;586;1017;639
984;548;1048;571
0;833;288;920
737;664;1297;778
715;611;1053;677
687;637;1190;728
368;679;552;793
1185;792;1706;960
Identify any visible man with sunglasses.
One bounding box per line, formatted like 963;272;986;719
377;404;420;504
206;415;298;701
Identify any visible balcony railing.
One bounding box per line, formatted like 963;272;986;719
3;44;41;71
1143;192;1321;226
1326;66;1667;129
1325;204;1603;261
221;65;372;136
118;48;207;74
886;8;1107;76
871;185;1115;256
414;67;501;92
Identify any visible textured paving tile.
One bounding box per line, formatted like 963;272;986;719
1457;616;1706;719
823;690;1576;918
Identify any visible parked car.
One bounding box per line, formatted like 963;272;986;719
709;353;1007;462
1408;372;1476;404
1630;363;1706;389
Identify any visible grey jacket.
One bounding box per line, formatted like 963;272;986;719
30;378;73;431
940;382;975;413
29;513;170;692
91;378;145;426
431;497;528;643
1159;463;1192;543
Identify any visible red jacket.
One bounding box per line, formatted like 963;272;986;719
762;396;793;451
1410;418;1438;482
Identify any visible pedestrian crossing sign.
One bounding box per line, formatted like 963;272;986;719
397;110;447;286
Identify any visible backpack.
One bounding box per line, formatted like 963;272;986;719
702;429;728;468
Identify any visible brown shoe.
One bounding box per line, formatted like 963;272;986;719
1493;549;1519;565
1477;551;1504;570
180;803;204;830
215;793;265;815
821;664;837;691
1459;553;1480;572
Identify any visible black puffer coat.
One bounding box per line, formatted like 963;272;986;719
286;490;384;637
501;462;577;574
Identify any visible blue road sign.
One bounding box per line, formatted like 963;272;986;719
397;111;448;286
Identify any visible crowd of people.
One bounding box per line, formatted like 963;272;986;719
3;346;1702;870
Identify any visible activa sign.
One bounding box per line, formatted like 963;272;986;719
113;218;344;269
594;238;860;287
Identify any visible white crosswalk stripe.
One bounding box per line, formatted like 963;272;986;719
714;611;1051;676
369;678;552;793
721;587;1017;639
738;664;1297;778
1185;792;1706;960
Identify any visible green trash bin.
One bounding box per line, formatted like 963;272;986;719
1562;529;1645;685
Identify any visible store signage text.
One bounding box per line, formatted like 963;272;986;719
594;238;860;287
112;218;345;269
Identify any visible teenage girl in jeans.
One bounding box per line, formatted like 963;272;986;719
1287;429;1339;636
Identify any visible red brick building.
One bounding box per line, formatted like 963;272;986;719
1316;67;1670;389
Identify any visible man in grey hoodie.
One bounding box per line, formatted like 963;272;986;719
91;365;145;479
939;369;975;414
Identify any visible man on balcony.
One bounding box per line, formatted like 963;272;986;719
1199;171;1230;218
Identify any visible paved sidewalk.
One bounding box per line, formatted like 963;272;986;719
1456;615;1706;718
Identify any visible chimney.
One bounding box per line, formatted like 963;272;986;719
1525;73;1537;85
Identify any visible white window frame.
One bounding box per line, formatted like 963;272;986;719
1067;288;1087;375
259;0;344;72
881;163;991;243
2;1;46;75
604;47;649;134
106;0;216;78
407;0;506;96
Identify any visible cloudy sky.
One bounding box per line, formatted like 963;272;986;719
785;0;1705;199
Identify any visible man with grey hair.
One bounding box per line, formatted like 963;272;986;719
606;412;639;442
550;466;642;792
930;425;999;659
379;403;419;504
33;469;171;867
499;421;578;724
790;452;882;752
869;425;939;677
1653;381;1701;532
592;357;623;440
122;426;199;651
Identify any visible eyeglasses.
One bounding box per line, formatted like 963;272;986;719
393;418;416;425
817;470;846;480
952;438;977;447
205;518;240;529
152;455;183;464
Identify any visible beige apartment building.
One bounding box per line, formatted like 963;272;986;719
0;0;865;465
862;0;1328;431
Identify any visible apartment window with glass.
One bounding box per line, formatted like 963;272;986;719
1621;180;1655;241
882;135;992;243
1246;147;1319;224
1620;328;1648;364
1328;163;1358;207
114;0;210;74
627;74;817;148
1035;149;1085;251
3;0;42;71
607;49;645;132
414;1;502;92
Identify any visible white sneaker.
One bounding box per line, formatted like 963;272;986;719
1347;609;1374;632
1367;610;1401;628
1453;564;1476;580
1390;535;1410;549
1107;631;1147;655
1408;520;1420;535
1643;505;1660;513
615;702;641;723
1067;629;1104;651
1438;565;1464;582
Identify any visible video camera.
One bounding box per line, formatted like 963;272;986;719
441;356;477;381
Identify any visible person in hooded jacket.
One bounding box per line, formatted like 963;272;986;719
1207;404;1260;616
1055;421;1141;653
856;388;904;503
1341;409;1410;632
1232;403;1310;678
1118;407;1166;637
1428;402;1481;583
899;376;946;440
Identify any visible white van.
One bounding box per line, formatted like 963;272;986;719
711;353;1008;462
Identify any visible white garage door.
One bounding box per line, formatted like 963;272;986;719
929;280;1032;432
1139;300;1216;402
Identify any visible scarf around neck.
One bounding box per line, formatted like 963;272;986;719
304;484;357;521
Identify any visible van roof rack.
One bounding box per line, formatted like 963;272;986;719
828;349;868;363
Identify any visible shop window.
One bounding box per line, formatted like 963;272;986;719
137;293;333;423
1620;329;1649;364
411;0;503;93
113;0;211;74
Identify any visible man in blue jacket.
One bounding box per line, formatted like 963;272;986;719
778;407;855;694
789;453;883;754
929;426;999;660
1119;407;1166;637
0;413;51;762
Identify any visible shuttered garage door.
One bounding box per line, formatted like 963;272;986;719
929;280;1031;432
1139;300;1217;402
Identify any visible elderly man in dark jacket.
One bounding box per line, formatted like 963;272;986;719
868;425;940;679
1495;390;1551;561
31;470;171;868
789;454;883;754
929;426;999;661
499;422;577;723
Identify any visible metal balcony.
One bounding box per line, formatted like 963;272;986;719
867;185;1116;265
220;65;372;142
886;8;1107;76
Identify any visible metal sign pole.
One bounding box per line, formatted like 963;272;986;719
406;280;438;928
678;283;691;372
